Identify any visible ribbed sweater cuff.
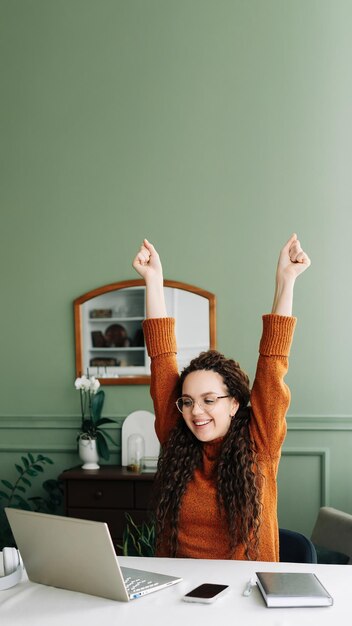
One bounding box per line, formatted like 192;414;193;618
259;314;297;356
142;318;177;357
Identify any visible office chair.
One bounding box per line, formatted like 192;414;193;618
279;528;317;563
311;506;352;564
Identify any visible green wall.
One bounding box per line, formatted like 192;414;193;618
1;0;352;535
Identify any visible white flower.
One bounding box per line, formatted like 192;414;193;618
74;375;100;393
90;377;100;393
82;375;91;391
74;376;84;390
74;375;90;391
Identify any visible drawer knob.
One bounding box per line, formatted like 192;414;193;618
94;490;103;499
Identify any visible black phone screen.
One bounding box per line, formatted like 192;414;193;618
185;584;229;599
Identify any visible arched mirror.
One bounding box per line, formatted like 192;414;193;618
74;279;216;385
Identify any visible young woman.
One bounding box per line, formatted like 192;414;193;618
132;234;311;561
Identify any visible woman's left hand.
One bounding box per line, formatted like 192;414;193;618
271;233;311;315
277;233;311;282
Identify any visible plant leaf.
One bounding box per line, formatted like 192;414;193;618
21;456;30;469
33;464;44;472
39;456;54;464
96;432;109;460
15;464;23;475
92;389;105;420
27;496;46;510
42;479;62;492
28;452;35;463
123;537;129;557
12;495;32;510
130;533;140;555
0;489;10;499
99;430;117;446
125;513;140;532
20;477;31;487
1;480;14;490
121;514;156;557
95;418;116;427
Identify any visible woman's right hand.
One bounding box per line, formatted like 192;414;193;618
133;239;167;317
132;238;163;284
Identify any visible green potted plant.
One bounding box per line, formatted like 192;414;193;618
75;374;117;467
118;513;156;557
0;452;63;549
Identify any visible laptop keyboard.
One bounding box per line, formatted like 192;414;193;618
124;576;160;595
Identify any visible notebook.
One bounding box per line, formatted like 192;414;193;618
5;507;182;601
256;571;333;608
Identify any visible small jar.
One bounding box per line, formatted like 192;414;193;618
127;433;145;472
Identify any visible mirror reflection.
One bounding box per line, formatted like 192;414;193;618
74;280;216;385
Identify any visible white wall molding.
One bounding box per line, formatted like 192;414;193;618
0;444;79;453
1;414;352;430
287;416;352;431
0;415;125;429
281;447;330;507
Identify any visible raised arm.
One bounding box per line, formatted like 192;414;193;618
250;234;311;457
132;239;180;443
132;239;167;318
271;233;311;315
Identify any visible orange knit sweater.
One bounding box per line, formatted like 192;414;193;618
143;314;296;561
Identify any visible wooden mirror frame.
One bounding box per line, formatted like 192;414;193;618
74;279;216;385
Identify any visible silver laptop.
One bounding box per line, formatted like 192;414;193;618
5;507;182;601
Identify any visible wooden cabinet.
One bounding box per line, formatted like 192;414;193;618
59;466;155;553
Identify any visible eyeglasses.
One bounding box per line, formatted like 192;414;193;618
175;394;230;415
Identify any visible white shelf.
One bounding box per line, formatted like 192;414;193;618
89;317;144;322
90;347;145;352
81;286;148;375
87;366;148;377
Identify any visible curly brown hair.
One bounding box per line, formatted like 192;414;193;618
152;350;263;559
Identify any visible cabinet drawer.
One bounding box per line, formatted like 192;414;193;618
135;481;154;509
67;480;133;509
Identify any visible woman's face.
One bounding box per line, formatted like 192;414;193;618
180;370;239;442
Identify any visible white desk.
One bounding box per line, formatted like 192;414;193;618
0;555;350;626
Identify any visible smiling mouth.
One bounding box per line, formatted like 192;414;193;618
193;419;212;427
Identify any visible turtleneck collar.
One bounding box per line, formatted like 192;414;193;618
202;436;224;461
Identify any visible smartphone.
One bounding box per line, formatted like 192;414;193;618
183;583;229;604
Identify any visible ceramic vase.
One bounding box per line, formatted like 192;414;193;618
78;437;100;470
